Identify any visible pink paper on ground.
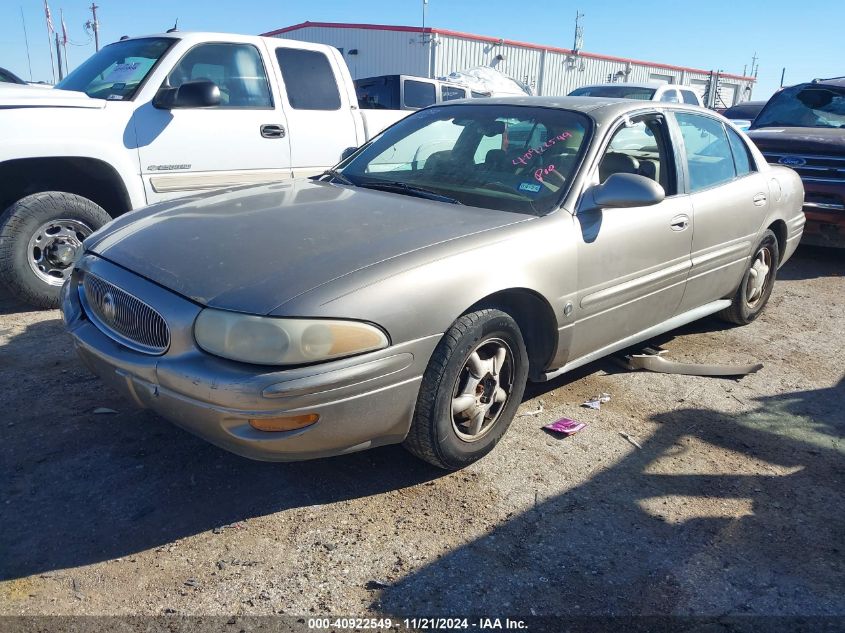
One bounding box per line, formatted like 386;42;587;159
543;418;587;436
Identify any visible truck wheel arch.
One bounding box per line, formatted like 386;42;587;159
0;157;135;219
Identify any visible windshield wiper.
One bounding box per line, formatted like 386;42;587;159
318;169;356;186
357;181;463;205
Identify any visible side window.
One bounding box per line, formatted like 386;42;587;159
441;85;467;101
404;80;436;109
726;127;755;176
276;48;341;110
599;117;675;195
659;89;680;103
167;43;272;108
681;89;699;105
675;112;737;191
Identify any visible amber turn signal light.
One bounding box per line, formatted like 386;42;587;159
248;413;319;432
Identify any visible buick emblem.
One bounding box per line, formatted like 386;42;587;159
779;156;806;167
102;292;117;321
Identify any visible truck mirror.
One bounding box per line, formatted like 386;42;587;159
154;80;220;109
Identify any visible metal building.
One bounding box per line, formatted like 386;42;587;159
263;21;756;107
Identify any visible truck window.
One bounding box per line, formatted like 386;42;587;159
276;48;341;110
681;89;699;105
404;80;436;109
441;85;467;101
355;76;399;109
167;43;272;108
659;89;680;103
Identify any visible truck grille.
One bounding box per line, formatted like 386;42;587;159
763;152;845;184
81;273;170;354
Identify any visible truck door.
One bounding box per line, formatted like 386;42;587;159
136;41;292;203
270;43;360;178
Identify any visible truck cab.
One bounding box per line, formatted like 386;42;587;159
0;32;409;308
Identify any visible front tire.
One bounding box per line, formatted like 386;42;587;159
404;309;529;470
0;192;111;309
719;229;779;325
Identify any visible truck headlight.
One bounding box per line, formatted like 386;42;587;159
194;309;389;365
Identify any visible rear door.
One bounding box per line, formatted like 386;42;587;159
137;39;292;203
671;110;770;312
270;43;359;178
569;111;694;360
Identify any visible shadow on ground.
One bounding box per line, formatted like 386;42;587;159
378;378;845;616
0;317;447;581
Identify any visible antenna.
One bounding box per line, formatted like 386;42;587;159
573;11;584;53
167;19;179;33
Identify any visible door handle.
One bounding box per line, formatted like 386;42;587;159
670;215;689;231
260;124;286;139
753;193;767;206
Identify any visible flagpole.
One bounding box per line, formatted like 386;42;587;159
20;7;34;81
44;1;56;83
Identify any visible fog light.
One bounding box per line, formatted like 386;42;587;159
248;413;319;432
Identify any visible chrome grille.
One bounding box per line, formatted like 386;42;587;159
763;152;845;184
81;273;170;354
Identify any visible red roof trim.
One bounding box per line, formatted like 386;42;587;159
261;21;755;82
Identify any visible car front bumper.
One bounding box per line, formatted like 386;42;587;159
62;255;440;461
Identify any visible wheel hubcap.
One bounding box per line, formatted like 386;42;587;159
27;219;93;286
451;338;514;442
745;247;772;307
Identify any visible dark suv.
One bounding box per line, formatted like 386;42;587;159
747;77;845;247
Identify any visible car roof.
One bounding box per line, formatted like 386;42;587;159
428;95;716;123
811;77;845;88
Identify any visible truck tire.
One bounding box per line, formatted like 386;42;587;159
0;192;111;309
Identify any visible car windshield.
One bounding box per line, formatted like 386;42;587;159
569;86;656;100
339;104;591;215
752;84;845;129
55;37;175;100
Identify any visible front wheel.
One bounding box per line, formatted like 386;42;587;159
404;309;529;470
719;229;780;325
0;192;111;309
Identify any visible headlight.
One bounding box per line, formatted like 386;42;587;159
194;309;389;365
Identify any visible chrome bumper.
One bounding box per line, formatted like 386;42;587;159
62;255;439;461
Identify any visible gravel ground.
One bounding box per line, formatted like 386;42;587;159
1;245;843;620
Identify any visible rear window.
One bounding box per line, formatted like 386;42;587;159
356;76;399;109
276;48;341;110
681;90;700;105
404;80;436;109
569;85;657;100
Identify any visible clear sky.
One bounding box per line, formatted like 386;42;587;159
1;0;842;100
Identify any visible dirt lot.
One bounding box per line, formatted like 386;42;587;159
1;245;843;622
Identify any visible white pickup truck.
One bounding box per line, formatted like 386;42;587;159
0;31;409;307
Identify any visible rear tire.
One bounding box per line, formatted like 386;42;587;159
0;192;111;309
719;229;779;325
404;309;529;470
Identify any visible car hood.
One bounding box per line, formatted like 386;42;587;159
0;84;104;109
746;126;845;154
87;179;531;314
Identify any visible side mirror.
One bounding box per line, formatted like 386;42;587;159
153;79;220;109
581;173;665;212
340;146;358;162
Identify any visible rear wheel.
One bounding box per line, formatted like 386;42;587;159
0;192;111;309
719;229;779;325
404;309;529;470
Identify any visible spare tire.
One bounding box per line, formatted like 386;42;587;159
0;192;111;309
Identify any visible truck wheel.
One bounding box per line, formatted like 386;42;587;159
403;309;529;470
0;192;111;309
719;229;780;325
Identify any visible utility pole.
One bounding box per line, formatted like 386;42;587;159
573;11;584;52
87;3;100;52
54;32;64;81
750;52;759;78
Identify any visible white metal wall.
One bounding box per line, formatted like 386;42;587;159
272;27;753;105
273;26;431;79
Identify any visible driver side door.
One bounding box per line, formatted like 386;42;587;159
569;112;694;360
